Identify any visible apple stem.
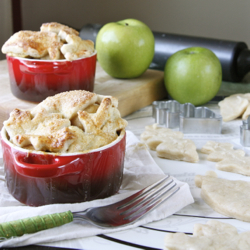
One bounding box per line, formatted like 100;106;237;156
125;23;129;26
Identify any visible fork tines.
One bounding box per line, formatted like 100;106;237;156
118;176;180;222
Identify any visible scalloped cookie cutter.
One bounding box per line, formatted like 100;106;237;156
152;100;222;134
240;116;250;146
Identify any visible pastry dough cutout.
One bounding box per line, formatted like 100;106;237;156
156;137;199;163
164;220;250;250
140;124;198;163
145;136;166;151
218;93;250;122
242;104;250;120
201;140;245;161
140;124;183;142
216;155;250;176
206;149;245;162
201;141;234;154
195;173;250;222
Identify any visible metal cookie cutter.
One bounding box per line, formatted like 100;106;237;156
152;100;222;134
152;100;182;128
240;116;250;146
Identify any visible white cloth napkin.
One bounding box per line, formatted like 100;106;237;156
0;130;194;247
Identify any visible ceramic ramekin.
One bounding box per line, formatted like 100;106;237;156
1;128;126;206
6;52;97;102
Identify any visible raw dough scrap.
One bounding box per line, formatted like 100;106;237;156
216;155;250;176
142;125;184;151
195;173;250;222
201;141;234;154
145;136;166;151
140;124;198;162
164;220;250;250
243;104;250;120
218;93;250;122
156;137;199;163
193;220;237;236
206;148;245;162
201;140;245;162
140;124;184;142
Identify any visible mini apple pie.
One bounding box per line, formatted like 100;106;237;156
3;90;127;153
1;22;95;61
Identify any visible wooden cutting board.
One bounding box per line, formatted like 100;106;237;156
0;60;166;126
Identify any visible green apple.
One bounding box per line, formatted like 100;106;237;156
164;47;222;106
96;19;154;78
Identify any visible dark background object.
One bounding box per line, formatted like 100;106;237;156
11;0;22;33
80;23;250;83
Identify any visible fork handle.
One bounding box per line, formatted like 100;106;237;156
0;211;73;240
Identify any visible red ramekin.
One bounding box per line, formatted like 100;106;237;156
6;52;97;102
1;128;126;206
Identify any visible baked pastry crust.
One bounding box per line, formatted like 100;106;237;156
1;22;94;61
1;31;63;60
4;90;127;153
59;30;95;61
40;22;79;36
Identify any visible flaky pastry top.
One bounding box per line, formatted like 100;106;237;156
1;31;63;60
3;90;127;153
1;22;95;61
40;22;79;36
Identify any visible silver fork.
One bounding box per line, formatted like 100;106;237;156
0;176;179;240
73;175;180;227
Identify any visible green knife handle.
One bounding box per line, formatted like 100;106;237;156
0;211;73;239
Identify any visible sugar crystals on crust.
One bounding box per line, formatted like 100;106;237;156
1;22;94;61
40;22;79;36
59;30;95;61
1;31;63;60
3;90;127;153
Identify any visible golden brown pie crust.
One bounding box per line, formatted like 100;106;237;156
4;90;127;153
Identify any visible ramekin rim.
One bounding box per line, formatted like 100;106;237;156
0;127;126;156
6;50;97;63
